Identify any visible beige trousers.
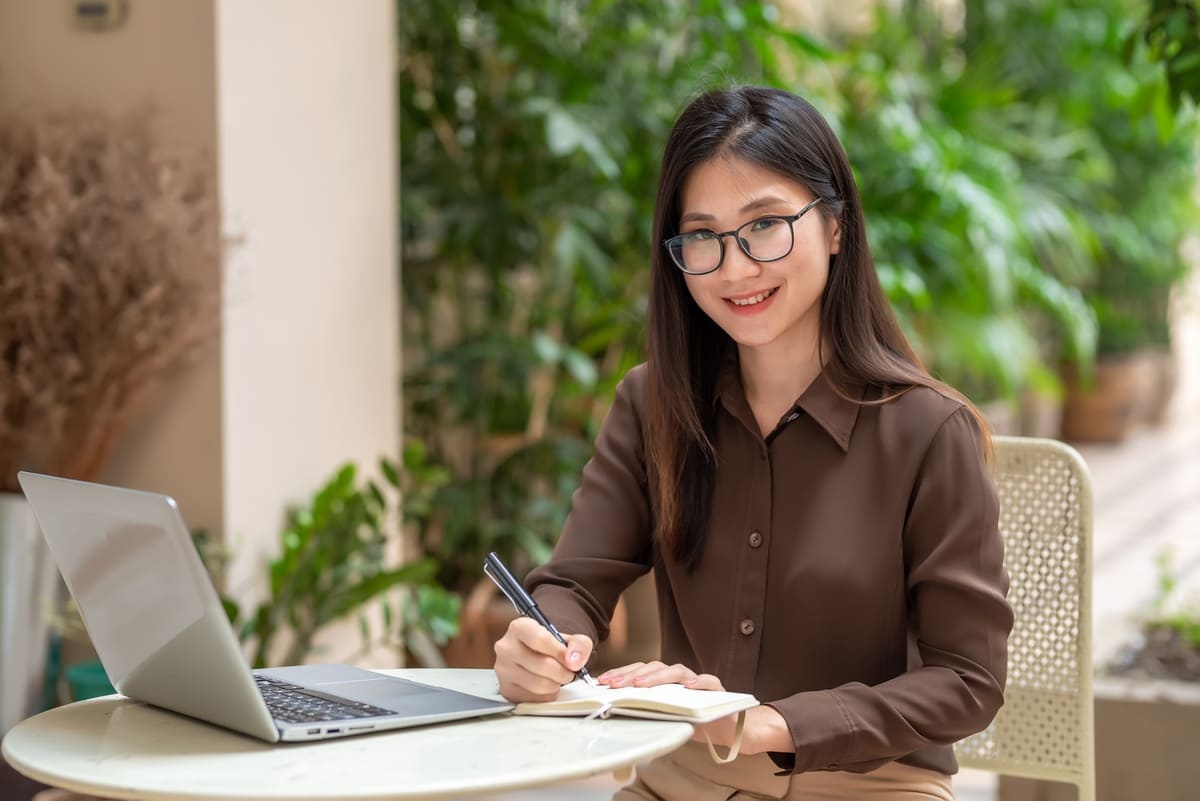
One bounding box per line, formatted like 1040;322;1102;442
614;741;954;801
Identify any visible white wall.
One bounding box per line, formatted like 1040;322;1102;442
214;0;400;633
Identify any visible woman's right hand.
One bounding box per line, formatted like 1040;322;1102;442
493;617;594;703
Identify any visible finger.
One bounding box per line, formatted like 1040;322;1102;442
603;661;687;687
597;662;647;686
682;673;725;691
562;633;594;673
496;660;567;702
494;621;576;695
494;633;576;688
505;617;572;659
628;662;699;687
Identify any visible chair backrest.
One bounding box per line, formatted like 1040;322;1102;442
954;436;1096;801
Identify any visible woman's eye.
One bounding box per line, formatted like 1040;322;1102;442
749;217;782;232
682;230;718;242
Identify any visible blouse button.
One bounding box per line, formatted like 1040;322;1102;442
748;531;763;548
739;618;755;636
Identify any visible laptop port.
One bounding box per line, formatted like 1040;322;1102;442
326;728;341;734
307;728;320;735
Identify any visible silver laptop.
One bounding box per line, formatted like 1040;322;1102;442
17;471;513;742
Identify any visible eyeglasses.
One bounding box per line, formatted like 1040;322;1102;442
663;197;823;275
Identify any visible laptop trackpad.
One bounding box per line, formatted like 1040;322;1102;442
324;678;442;708
257;664;447;709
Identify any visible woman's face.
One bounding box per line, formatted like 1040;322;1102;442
677;155;839;359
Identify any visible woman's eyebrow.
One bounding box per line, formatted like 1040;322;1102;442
680;195;792;224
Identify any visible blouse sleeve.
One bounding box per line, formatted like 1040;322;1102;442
524;365;654;646
766;406;1013;773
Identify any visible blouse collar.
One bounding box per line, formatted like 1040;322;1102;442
713;348;865;452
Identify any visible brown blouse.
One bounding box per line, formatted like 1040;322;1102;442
526;360;1013;776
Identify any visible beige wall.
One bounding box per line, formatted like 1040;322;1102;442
0;0;401;663
214;0;400;643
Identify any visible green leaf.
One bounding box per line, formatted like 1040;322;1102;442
325;561;439;622
531;330;561;364
381;457;400;487
541;105;619;179
562;347;598;388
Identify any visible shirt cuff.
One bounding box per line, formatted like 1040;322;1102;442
765;689;857;774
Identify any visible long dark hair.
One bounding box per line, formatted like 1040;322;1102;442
645;85;987;570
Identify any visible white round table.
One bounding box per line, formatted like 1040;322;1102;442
0;668;693;800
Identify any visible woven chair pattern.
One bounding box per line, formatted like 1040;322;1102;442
954;436;1096;801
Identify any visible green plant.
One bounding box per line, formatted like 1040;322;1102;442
1137;0;1200;109
1088;6;1198;356
833;2;1098;401
960;0;1198;360
1107;547;1200;681
1149;548;1200;647
211;462;458;668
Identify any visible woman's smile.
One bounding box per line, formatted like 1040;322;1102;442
724;286;780;313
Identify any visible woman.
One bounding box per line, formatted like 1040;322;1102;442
492;86;1013;800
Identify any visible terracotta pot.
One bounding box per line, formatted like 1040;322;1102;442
1017;388;1063;439
1060;354;1155;443
1135;348;1179;425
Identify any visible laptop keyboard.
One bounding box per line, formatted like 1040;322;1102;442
255;675;393;724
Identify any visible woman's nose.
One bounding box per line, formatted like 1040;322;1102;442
722;239;762;279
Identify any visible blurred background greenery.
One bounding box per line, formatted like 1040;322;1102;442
396;0;1199;642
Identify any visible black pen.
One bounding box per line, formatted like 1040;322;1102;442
483;551;599;687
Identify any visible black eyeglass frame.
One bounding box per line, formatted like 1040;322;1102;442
662;197;824;276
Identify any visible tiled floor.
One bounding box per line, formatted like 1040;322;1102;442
461;282;1200;801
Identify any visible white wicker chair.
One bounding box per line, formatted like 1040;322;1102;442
954;436;1096;801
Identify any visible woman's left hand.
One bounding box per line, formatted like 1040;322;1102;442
596;660;724;691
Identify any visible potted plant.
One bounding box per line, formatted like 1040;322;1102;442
0;107;217;731
225;461;456;669
1058;11;1200;442
840;2;1098;429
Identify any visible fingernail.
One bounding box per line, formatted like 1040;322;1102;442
567;650;582;666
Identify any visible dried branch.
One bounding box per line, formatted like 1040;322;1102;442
0;107;218;493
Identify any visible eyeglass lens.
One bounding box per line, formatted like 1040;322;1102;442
669;216;794;274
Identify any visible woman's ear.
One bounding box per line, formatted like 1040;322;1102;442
828;216;842;255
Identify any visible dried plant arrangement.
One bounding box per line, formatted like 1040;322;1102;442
0;108;218;492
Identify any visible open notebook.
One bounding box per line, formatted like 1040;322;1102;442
514;680;759;724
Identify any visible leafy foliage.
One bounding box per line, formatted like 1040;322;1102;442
960;0;1199;357
836;4;1098;398
1138;0;1200;109
204;462;456;668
